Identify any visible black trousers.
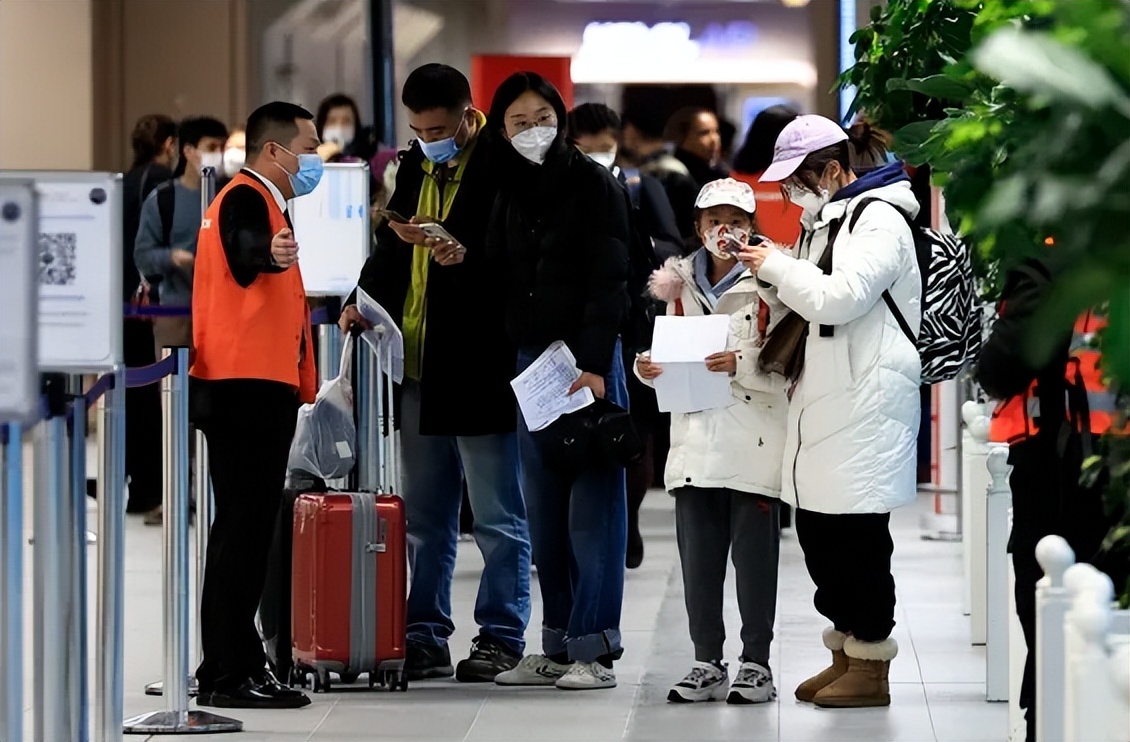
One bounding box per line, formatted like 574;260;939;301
794;509;896;642
194;379;299;689
1008;436;1109;742
123;320;162;513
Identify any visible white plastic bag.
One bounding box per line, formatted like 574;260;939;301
287;334;357;480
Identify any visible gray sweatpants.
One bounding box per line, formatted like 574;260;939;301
674;487;780;666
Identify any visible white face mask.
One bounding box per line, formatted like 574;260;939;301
510;126;557;164
704;224;750;260
199;151;223;174
786;183;830;216
587;150;617;171
223;147;246;177
323;125;354;148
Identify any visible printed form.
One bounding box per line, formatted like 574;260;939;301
511;341;594;432
650;314;733;414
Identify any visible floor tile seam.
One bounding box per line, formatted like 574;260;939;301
305;697;340;741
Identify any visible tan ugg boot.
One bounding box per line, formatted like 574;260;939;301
813;636;897;708
794;628;849;703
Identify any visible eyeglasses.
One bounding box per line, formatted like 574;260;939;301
509;112;558;134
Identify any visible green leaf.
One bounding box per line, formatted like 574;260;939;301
972;27;1130;112
904;74;976;100
893;120;940;154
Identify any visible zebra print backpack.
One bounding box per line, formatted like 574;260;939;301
848;197;983;385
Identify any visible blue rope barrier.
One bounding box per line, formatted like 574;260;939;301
123;304;192;319
83;374;116;411
310;306;329;326
125;355;177;389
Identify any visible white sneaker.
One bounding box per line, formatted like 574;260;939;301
667;661;729;703
727;661;777;705
495;655;570;686
555;661;617;691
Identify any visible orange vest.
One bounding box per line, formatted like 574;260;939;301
191;172;316;404
989;311;1115;444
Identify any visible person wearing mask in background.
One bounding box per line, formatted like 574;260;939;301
976;253;1121;742
486;72;631;691
222;128;246;182
136;116;229;354
568;102;682;569
133;115;228;524
620;106;700;246
338;63;531;684
738;115;921;708
732;105;804;248
121;113;178;517
637;178;787;706
665;107;729;188
190;101;321;710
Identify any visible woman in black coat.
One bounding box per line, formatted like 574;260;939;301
486;72;633;692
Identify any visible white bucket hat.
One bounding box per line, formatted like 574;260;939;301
694;177;756;214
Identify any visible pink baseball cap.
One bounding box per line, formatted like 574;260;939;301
760;115;849;183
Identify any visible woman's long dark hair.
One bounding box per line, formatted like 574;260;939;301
732;105;800;175
315;93;362;139
791;120;892;191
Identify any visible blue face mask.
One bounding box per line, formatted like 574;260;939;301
418;110;469;164
276;146;324;197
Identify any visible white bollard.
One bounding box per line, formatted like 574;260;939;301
1035;535;1076;742
962;401;993;641
1063;564;1125;742
985;446;1012;701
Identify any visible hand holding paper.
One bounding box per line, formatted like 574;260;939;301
650;315;734;414
511;341;595;432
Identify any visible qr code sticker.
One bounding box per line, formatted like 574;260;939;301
39;232;77;286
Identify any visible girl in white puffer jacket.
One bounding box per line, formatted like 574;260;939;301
634;178;788;707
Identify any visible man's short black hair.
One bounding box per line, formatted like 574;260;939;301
402;64;472;114
620;106;666;140
178;116;229;154
567;103;621;139
246;101;314;156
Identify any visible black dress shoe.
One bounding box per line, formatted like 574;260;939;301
197;675;310;709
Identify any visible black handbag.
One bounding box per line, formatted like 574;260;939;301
532;398;644;474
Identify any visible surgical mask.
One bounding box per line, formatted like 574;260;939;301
510;126;556;165
275;146;324;197
199;151;223;175
322;125;354;149
587;150;617;171
418;110;469;165
786;183;830;216
704;224;750;260
223;148;245;177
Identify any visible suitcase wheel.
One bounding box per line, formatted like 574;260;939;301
312;668;332;694
288;666;308;689
339;671;360;685
381;670;408;693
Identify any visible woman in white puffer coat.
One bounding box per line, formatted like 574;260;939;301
738;115;922;710
635;178;788;707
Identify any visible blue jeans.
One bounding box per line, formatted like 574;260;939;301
400;380;531;655
515;343;629;663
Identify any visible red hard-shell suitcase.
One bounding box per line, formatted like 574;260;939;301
289;324;407;692
290;492;407;691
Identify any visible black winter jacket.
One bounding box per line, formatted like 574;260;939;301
487;141;631;377
352;136;516;437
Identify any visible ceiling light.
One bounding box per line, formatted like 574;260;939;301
781;0;811;7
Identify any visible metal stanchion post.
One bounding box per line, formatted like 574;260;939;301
96;368;126;742
194;428;212;671
1;423;24;742
34;407;72;741
125;349;241;735
68;375;90;742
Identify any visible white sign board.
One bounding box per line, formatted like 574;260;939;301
291;162;370;297
0;180;39;421
4;172;123;372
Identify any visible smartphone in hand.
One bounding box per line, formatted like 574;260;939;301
723;233;767;256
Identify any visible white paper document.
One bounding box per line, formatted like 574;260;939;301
510;341;594;432
355;287;405;383
650;315;733;414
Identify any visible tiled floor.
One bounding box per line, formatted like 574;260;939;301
13;444;1007;741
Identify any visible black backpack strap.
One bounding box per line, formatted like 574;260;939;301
156;180;176;247
848;196;917;345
